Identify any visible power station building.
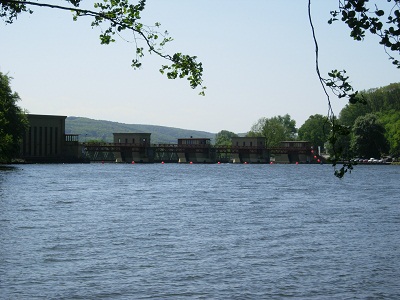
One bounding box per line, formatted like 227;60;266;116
20;114;81;163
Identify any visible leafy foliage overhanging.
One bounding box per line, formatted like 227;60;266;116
308;0;400;178
1;0;399;174
0;0;206;95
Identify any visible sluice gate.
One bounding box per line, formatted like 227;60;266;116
82;143;319;164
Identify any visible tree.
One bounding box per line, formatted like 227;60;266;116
339;83;400;128
335;82;400;160
329;0;400;68
247;114;297;147
378;110;400;157
0;0;205;94
2;1;399;174
298;114;330;151
0;72;28;163
308;0;400;177
277;114;297;140
215;130;238;147
351;113;389;158
339;101;372;128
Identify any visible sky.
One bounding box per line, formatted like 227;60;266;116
1;0;399;133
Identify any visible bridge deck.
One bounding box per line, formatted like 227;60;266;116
82;143;310;155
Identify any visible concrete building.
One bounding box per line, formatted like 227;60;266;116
231;137;265;148
231;137;269;163
113;133;151;162
113;133;151;145
274;141;312;163
177;137;211;146
177;138;213;163
21;114;81;163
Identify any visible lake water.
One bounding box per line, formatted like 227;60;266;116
1;163;399;299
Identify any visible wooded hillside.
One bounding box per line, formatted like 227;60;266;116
65;117;215;144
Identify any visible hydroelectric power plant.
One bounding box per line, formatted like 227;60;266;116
20;114;321;164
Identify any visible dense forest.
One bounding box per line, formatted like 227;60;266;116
336;82;400;158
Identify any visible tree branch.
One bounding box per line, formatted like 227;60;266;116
2;0;170;60
1;0;205;92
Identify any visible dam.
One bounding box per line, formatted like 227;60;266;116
19;114;321;164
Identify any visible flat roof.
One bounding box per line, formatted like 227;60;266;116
113;132;151;135
27;114;67;119
178;138;210;140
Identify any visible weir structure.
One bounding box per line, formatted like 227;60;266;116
19;114;323;164
81;139;317;164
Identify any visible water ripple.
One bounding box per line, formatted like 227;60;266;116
0;164;399;299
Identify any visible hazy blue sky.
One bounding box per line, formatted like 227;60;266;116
1;0;398;133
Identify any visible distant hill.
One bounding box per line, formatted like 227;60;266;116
65;117;216;144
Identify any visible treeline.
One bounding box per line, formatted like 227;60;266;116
216;82;400;159
336;83;400;158
0;72;27;163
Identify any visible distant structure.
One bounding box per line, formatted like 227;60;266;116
231;136;265;148
177;137;212;163
177;137;211;146
231;137;269;163
113;133;151;145
113;133;151;162
274;141;312;163
20;114;81;163
177;137;215;163
18;114;318;164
